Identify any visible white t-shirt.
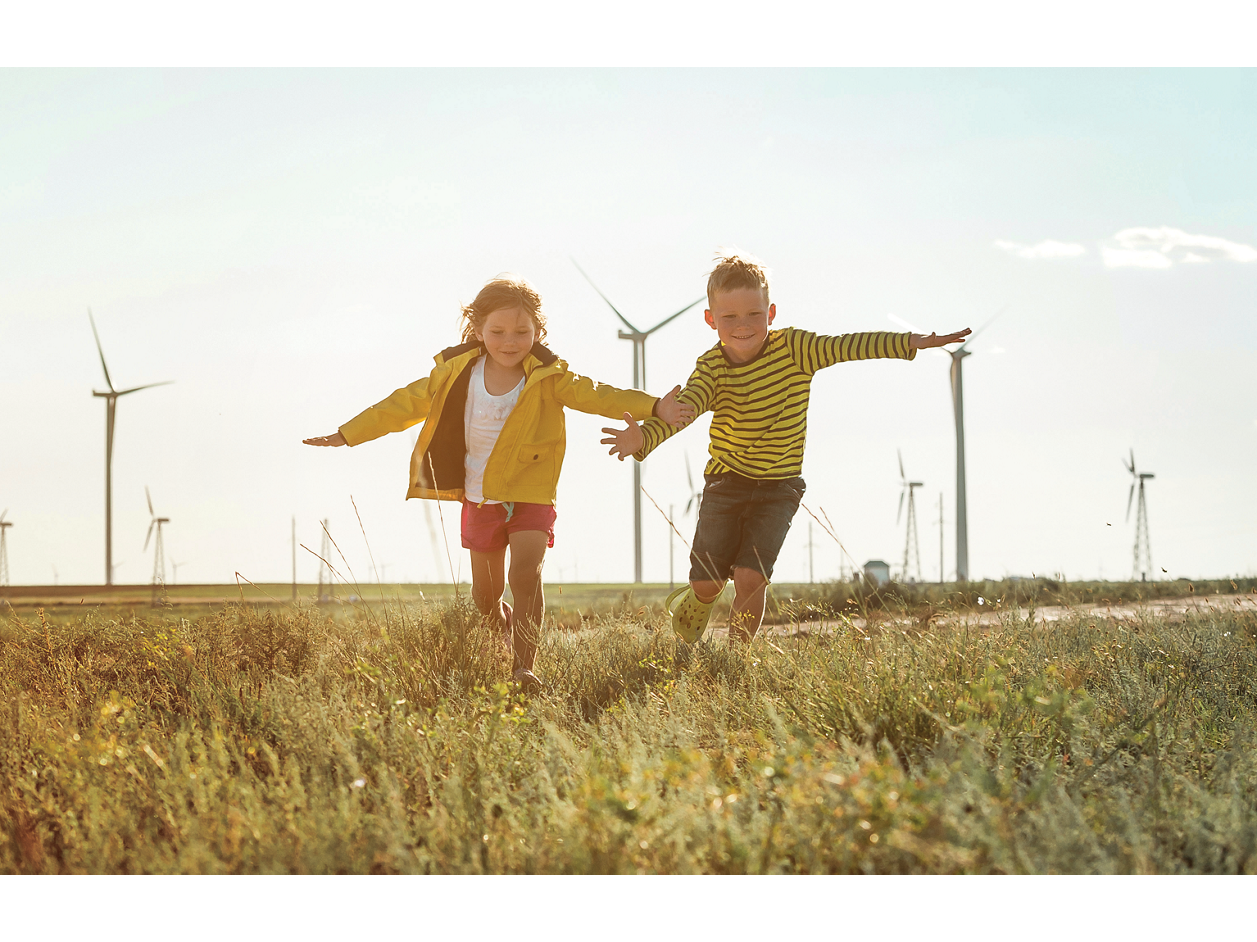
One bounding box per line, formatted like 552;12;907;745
463;356;524;504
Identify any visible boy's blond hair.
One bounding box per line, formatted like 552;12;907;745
706;251;771;308
460;273;548;344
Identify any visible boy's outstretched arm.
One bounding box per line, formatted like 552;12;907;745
910;328;971;349
303;432;347;447
600;414;645;461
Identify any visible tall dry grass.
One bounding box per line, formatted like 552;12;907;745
2;593;1256;873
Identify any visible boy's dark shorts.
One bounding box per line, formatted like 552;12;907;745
689;472;805;583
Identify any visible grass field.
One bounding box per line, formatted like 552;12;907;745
2;585;1256;874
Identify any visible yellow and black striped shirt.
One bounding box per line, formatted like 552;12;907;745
635;328;915;479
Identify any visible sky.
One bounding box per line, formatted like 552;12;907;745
2;67;1255;588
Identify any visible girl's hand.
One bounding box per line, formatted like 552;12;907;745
655;385;696;428
910;328;971;350
600;413;644;461
303;432;347;447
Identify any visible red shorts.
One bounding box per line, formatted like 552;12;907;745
460;500;557;553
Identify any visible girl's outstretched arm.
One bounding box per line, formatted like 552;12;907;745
654;385;696;429
303;432;347;447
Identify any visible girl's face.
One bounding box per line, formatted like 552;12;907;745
475;306;537;370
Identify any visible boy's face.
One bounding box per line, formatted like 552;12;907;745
705;286;776;364
475;306;537;370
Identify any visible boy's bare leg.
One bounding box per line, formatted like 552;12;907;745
727;566;769;643
507;530;549;672
469;547;509;635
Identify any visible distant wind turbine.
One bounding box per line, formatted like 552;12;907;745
0;510;11;587
89;310;172;586
573;260;703;583
1124;449;1155;582
144;486;170;605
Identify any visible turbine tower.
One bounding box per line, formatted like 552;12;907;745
144;486;169;604
0;510;12;587
573;260;702;583
897;450;924;583
1124;450;1155;582
889;309;1002;582
89;310;171;586
943;307;1005;582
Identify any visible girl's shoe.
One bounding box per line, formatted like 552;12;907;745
665;586;715;643
512;667;544;695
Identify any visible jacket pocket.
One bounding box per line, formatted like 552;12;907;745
517;445;555;464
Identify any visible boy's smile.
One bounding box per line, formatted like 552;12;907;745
705;286;776;364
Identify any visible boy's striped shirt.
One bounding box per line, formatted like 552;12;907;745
635;328;914;479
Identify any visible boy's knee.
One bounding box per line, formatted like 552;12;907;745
690;579;725;604
731;566;768;594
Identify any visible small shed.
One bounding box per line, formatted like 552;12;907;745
863;559;891;587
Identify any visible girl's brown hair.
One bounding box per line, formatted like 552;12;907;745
459;274;548;345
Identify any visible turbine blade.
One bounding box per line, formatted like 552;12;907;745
1126;484;1135;522
897;488;905;525
968;304;1009;344
87;308;117;393
887;312;924;333
117;380;174;396
685;495;694;515
0;508;6;523
146;486;154;517
898;448;905;481
644;297;705;336
144;519;154;552
570;258;642;334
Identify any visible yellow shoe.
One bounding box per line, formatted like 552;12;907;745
666;586;715;643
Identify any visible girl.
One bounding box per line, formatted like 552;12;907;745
304;274;693;693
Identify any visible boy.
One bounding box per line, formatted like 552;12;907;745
600;252;970;643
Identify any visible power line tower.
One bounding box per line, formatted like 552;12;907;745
897;450;924;583
0;510;12;587
1124;449;1155;582
318;519;332;602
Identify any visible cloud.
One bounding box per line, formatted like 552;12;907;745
993;239;1087;260
1102;226;1257;269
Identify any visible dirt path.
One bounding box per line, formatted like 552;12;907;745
728;593;1257;639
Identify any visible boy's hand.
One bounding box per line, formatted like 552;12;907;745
303;432;347;447
910;328;972;350
655;385;695;429
600;413;643;461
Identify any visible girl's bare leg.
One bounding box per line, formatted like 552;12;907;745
506;530;549;673
469;547;508;637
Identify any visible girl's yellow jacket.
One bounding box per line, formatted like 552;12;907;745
339;341;659;505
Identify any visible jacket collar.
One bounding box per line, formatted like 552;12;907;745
436;340;559;370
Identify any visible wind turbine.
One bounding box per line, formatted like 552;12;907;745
89;310;172;586
144;486;169;603
1124;450;1154;582
0;510;11;587
890;307;1004;582
573;260;703;583
897;450;924;583
169;557;187;585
